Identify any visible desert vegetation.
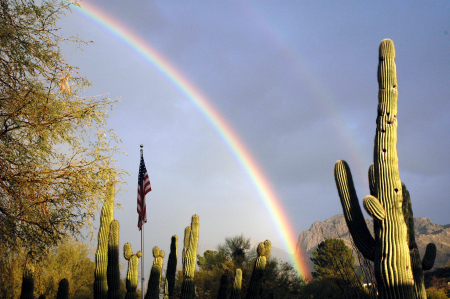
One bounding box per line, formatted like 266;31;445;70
0;1;447;298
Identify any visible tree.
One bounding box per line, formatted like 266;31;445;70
217;234;254;268
0;237;96;298
261;258;306;298
197;250;227;271
311;238;356;281
195;235;306;298
309;238;368;298
0;0;123;251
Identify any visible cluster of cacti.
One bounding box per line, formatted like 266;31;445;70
56;278;69;299
246;240;271;299
124;242;142;299
334;39;436;299
230;269;242;299
19;259;35;299
144;246;165;299
164;235;178;299
94;181;115;299
107;220;121;299
181;215;200;299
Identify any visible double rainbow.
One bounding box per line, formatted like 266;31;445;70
73;1;310;278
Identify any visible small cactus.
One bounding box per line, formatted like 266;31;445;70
124;243;142;299
180;215;199;299
56;278;69;299
20;260;34;299
164;235;178;299
144;246;165;299
230;269;242;299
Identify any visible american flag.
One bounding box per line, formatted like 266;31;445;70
137;155;151;230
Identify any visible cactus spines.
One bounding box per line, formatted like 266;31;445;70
181;215;199;299
124;243;142;299
145;246;165;299
56;278;69;299
246;240;271;299
230;269;242;299
164;235;178;299
20;260;35;299
107;220;120;299
334;39;436;299
94;182;115;299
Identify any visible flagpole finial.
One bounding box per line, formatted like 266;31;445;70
140;144;143;148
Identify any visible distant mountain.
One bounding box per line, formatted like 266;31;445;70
296;214;450;272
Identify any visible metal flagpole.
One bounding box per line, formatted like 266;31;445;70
140;145;144;299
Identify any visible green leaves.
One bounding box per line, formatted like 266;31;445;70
0;0;125;251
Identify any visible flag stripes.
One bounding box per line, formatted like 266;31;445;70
137;155;151;230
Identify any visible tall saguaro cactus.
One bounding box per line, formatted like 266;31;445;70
334;39;436;299
246;240;271;299
145;246;165;299
124;243;142;299
181;215;199;299
164;235;178;299
94;182;115;299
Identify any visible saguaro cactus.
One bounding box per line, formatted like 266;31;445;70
230;269;242;299
124;243;142;299
164;235;178;299
56;278;69;299
246;240;271;299
107;220;120;299
334;39;436;299
94;182;115;299
145;246;165;299
181;215;199;299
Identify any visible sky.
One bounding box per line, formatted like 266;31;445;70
59;0;449;281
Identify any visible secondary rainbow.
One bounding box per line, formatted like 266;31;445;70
73;1;310;277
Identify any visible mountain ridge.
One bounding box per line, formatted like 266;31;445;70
296;214;450;272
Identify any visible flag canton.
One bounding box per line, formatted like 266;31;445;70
139;158;147;183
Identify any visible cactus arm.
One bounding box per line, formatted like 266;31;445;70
422;243;436;271
368;163;376;197
334;160;376;260
363;195;386;221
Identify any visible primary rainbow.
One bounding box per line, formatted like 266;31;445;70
73;1;311;278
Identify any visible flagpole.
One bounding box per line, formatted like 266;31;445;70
140;144;144;299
